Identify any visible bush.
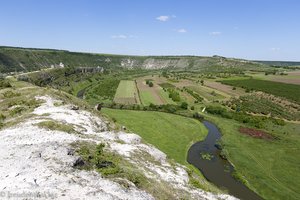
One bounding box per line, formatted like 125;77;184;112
193;112;204;120
0;80;12;89
0;113;6;121
167;88;180;102
148;82;153;87
191;106;195;110
180;102;188;109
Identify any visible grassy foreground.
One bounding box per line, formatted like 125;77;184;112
102;108;208;165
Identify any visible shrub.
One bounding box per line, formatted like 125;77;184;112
0;80;12;89
167;88;180;102
0;113;6;121
180;102;188;109
191;106;195;110
148;82;153;87
193;112;204;120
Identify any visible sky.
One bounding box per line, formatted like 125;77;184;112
0;0;300;61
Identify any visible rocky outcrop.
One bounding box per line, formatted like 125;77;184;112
0;95;236;200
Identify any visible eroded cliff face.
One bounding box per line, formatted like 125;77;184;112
0;91;237;199
0;46;268;73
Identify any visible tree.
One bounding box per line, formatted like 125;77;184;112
200;80;204;86
181;102;188;109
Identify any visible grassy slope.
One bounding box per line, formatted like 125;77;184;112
220;78;300;103
102;108;208;165
204;114;300;200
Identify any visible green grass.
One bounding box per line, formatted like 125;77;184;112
204;114;300;200
102;108;208;165
139;91;158;106
220;78;300;103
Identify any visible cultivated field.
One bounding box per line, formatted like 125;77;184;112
249;70;300;85
187;85;227;101
205;81;245;97
136;76;176;105
220;78;300;103
113;80;141;104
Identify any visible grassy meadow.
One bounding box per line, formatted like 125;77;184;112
102;108;208;165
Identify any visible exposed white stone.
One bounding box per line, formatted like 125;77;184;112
0;95;237;200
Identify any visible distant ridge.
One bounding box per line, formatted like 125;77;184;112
0;45;273;73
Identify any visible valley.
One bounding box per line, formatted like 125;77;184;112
1;47;300;200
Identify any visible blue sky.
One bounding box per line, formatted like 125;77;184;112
0;0;300;61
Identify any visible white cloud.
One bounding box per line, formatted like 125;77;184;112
209;31;222;36
156;15;170;22
111;35;127;39
177;29;187;33
271;47;280;51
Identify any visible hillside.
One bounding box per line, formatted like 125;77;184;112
254;60;300;67
0;78;236;199
0;46;272;73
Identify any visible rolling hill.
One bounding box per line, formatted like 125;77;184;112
0;46;272;73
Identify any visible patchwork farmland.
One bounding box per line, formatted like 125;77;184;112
220;78;300;103
113;80;141;104
136;76;176;105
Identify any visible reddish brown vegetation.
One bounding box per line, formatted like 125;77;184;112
239;127;274;140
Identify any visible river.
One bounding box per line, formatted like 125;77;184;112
187;121;262;200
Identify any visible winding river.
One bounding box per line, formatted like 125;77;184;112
187;121;262;200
